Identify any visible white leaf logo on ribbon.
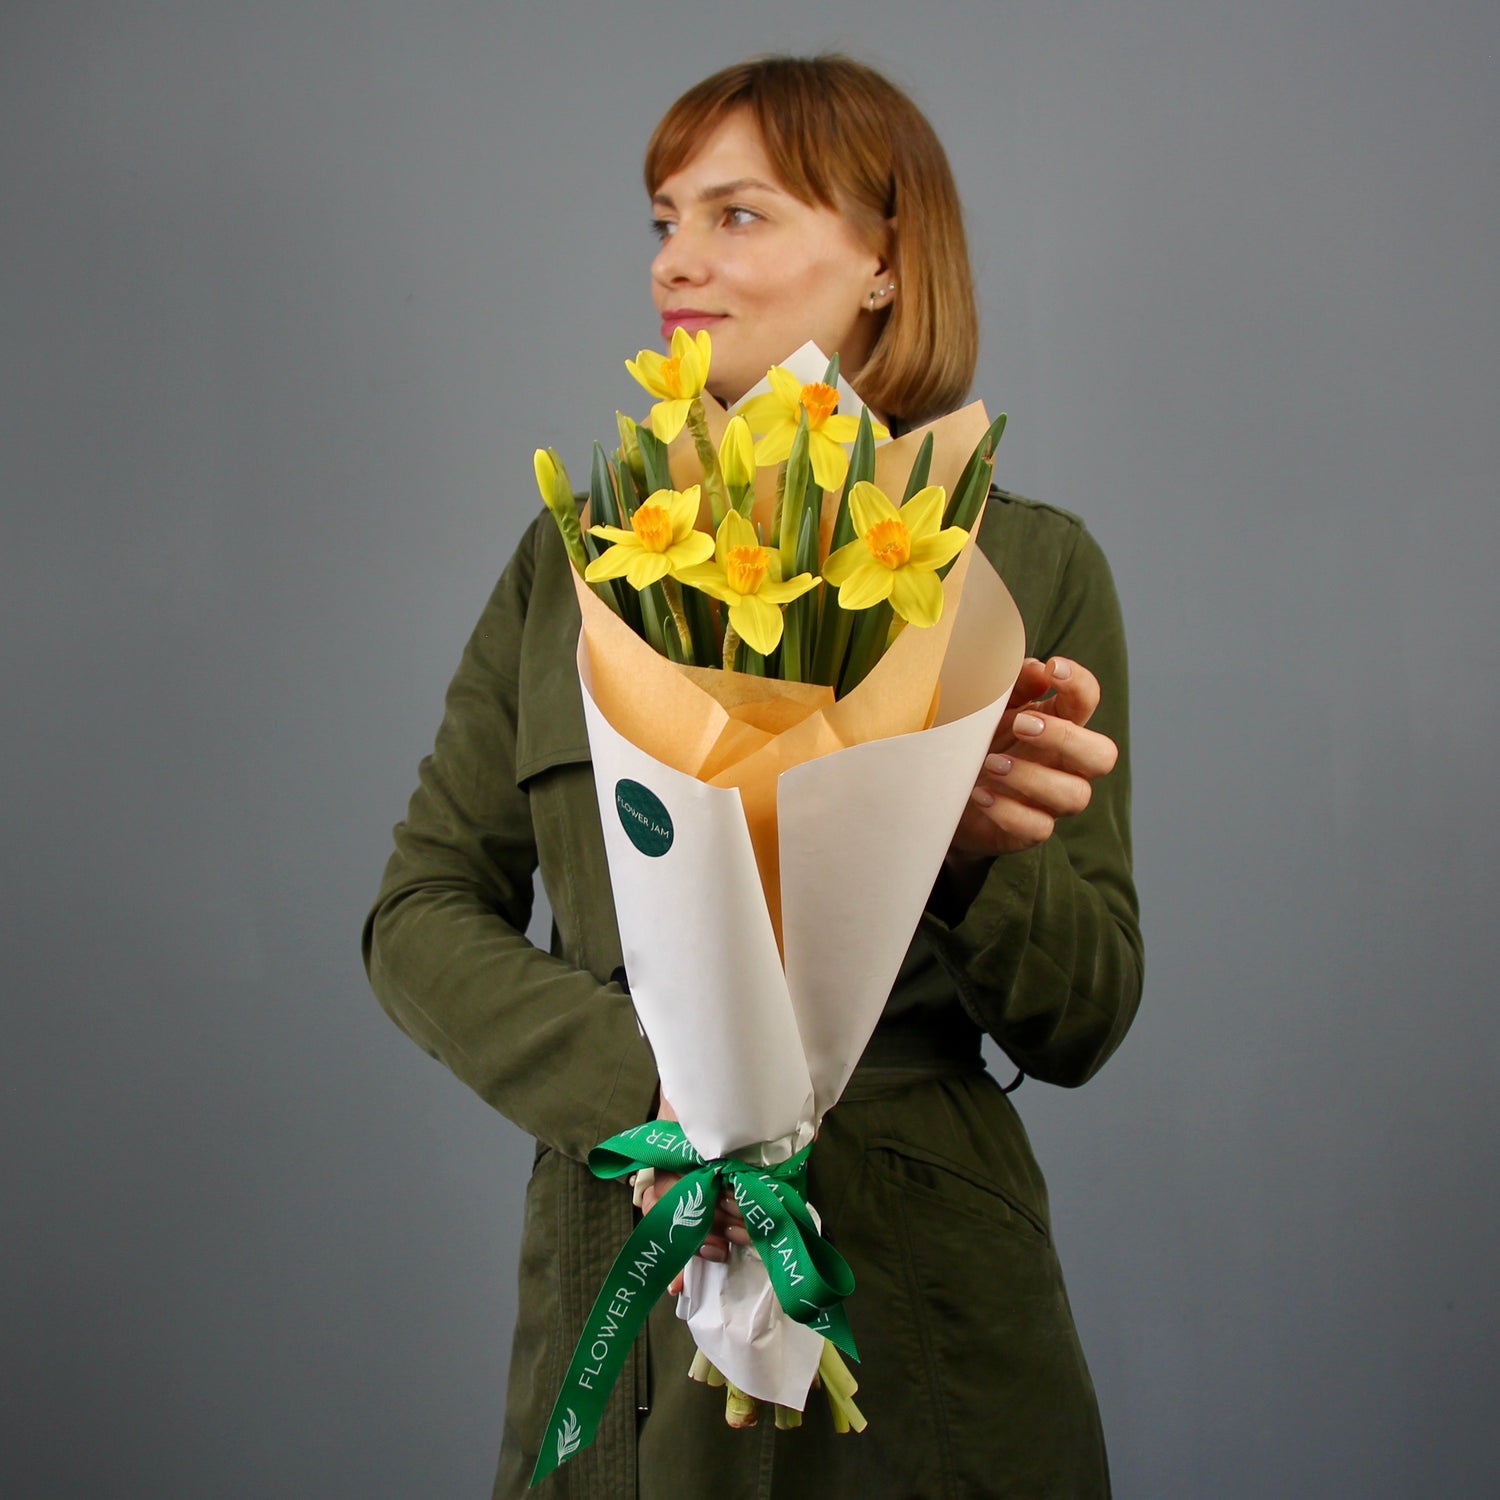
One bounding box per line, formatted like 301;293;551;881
670;1182;706;1239
557;1408;582;1462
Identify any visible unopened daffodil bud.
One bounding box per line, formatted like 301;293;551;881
534;447;588;573
718;414;756;490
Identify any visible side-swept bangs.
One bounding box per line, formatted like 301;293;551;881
645;56;977;426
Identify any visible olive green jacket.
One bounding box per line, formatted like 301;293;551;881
363;489;1142;1499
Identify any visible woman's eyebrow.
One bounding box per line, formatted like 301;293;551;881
652;177;783;210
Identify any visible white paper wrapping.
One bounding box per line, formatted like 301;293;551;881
578;542;1024;1407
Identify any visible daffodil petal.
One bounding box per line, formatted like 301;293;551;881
716;509;757;560
665;485;702;536
588;524;636;545
624;551;672;589
650;399;692;443
766;365;804;407
677;568;734;605
821;414;862;442
900;486;946;539
585;545;634;582
665;532;715;570
908;526;969;571
838;560;896;611
730;593;786;656
849;481;899;536
821;539;863;585
809;431;850;491
758;571;820;604
889;564;944;626
626;351;667;397
736;391;788;432
753;427;795;468
688;329;712;389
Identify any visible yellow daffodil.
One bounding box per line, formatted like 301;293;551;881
677;510;819;656
737;367;888;490
585;485;713;589
821;481;968;627
625;327;711;443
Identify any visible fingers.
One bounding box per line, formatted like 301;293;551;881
978;753;1097;819
952;657;1119;860
995;712;1118;781
1036;657;1102;728
990;658;1104;754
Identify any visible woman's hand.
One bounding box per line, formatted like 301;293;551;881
949;656;1119;867
638;1093;749;1296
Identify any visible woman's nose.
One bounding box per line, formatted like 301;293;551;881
652;227;708;289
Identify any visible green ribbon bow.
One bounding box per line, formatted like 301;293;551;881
530;1121;857;1486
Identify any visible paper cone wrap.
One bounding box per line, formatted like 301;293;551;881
574;522;1024;1405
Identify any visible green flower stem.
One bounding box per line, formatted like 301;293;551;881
769;464;787;559
722;619;742;672
778;409;813;576
818;1340;868;1435
660;577;694;661
687;399;729;528
724;1382;760;1429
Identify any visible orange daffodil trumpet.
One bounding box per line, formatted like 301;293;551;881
626;327;711;443
586;485;713;589
822;482;969;628
677;511;819;657
738;366;889;491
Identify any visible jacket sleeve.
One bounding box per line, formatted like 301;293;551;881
362;518;658;1161
921;520;1143;1086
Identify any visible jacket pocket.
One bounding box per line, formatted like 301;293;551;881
865;1135;1050;1246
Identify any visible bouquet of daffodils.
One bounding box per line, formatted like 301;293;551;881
528;332;1023;1487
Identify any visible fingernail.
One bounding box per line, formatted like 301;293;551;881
1015;712;1046;737
985;753;1013;775
972;786;995;808
1050;658;1072;681
700;1243;727;1262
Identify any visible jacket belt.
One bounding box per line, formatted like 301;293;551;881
841;1020;986;1101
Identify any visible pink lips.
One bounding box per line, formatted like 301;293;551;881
661;310;725;340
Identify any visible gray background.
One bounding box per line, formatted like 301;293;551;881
4;0;1496;1495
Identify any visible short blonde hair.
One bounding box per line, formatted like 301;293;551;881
645;56;978;426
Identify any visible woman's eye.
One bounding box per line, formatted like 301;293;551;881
650;218;676;242
724;206;759;228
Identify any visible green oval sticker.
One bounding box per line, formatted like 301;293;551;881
615;779;674;858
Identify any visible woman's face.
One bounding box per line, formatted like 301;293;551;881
649;111;888;406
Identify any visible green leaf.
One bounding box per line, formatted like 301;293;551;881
838;599;892;697
943;412;1007;528
590;442;620;529
901;431;935;503
679;578;719;668
636;424;673;496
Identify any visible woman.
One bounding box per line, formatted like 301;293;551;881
364;55;1141;1499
